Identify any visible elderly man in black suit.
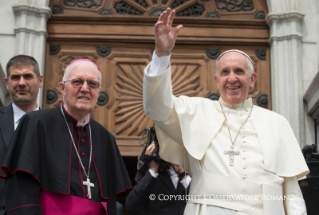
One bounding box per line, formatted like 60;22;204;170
0;55;43;215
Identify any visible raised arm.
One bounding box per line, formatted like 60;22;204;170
154;8;183;57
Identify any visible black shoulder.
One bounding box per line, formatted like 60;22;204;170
0;104;12;114
22;107;60;121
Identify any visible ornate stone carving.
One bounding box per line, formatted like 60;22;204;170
172;0;189;8
58;55;97;82
255;49;266;60
134;0;149;8
215;0;254;12
114;62;202;136
97;91;109;106
206;49;220;59
114;1;143;15
207;11;220;18
52;5;64;14
257;94;268;108
46;89;58;104
149;8;165;16
98;9;112;15
254;11;265;19
176;3;204;16
50;45;61;55
64;0;102;8
97;46;111;57
207;93;220;101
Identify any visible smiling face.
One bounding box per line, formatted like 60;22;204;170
5;65;43;108
214;52;257;105
59;62;101;119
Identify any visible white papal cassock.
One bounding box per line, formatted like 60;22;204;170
143;54;309;215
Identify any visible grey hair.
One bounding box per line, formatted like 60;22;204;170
63;61;102;84
215;49;254;76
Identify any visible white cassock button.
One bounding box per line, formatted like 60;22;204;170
242;175;246;179
243;166;246;169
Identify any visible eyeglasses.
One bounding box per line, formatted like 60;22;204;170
64;78;100;89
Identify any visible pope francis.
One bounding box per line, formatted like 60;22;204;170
143;8;309;215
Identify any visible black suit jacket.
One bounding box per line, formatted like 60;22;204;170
125;169;188;215
0;104;14;215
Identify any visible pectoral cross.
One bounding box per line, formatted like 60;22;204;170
224;146;240;166
83;178;94;199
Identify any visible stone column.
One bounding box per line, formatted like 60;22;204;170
12;0;51;107
266;0;305;146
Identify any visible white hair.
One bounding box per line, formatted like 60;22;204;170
215;49;254;76
63;61;102;84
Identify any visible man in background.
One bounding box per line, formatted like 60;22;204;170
0;59;131;215
125;141;191;215
0;55;43;215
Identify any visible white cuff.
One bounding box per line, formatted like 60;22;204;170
180;175;191;189
148;169;159;178
148;51;171;76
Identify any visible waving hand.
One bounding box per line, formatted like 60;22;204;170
154;8;183;57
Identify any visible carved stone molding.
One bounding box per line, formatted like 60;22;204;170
13;5;51;36
207;93;220;101
206;49;220;59
97;91;109;106
50;45;61;55
98;9;112;15
97;46;111;57
257;94;268;108
254;11;265;19
255;49;266;60
206;11;220;18
266;12;304;45
52;5;64;14
215;0;254;12
176;3;205;16
46;89;58;104
64;0;102;8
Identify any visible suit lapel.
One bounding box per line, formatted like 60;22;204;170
0;104;14;148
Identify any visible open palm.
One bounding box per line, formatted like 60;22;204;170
155;8;183;57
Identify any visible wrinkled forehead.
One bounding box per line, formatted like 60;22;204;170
217;49;253;65
67;61;100;80
9;64;35;74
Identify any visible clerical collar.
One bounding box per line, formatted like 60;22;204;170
219;97;252;111
62;103;90;126
12;103;39;130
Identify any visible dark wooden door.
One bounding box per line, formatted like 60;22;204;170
44;0;270;157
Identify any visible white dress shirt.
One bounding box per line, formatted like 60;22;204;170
12;103;40;130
